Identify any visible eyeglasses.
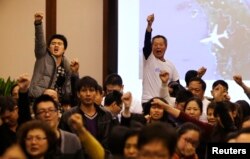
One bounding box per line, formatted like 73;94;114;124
36;108;57;116
25;136;47;142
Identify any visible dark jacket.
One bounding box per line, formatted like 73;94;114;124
29;23;73;98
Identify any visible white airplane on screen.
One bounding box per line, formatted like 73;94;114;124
200;24;229;48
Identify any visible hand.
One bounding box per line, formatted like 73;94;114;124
147;14;154;25
151;98;167;110
70;58;79;73
122;92;132;109
197;66;207;78
180;141;196;157
233;75;243;86
69;113;84;132
159;70;169;84
34;12;43;22
17;74;30;93
144;114;151;123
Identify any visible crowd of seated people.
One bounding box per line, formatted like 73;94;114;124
1;13;250;159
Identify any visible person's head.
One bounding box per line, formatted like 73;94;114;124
175;90;194;111
104;73;124;95
109;126;130;157
76;76;98;106
33;95;59;130
123;129;140;159
95;84;104;105
213;101;237;130
168;81;186;98
104;90;123;116
187;77;206;100
176;122;201;157
206;102;217;125
1;143;27;159
152;35;168;60
17;120;57;159
60;94;72;112
185;70;198;87
0;96;19;128
211;80;229;102
10;84;19;102
235;100;250;120
241;116;250;129
184;97;203;120
137;122;177;159
43;89;59;103
144;97;168;122
47;34;67;58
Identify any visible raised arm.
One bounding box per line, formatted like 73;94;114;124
143;14;154;59
159;70;172;104
70;58;80;106
69;113;105;159
34;12;47;59
233;75;250;99
197;66;207;78
17;74;32;123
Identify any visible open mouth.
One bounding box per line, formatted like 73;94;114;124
30;147;40;152
54;48;59;53
156;50;162;54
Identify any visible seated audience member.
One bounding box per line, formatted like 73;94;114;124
1;143;27;159
137;122;177;159
17;120;58;159
210;101;238;142
206;102;217;125
59;76;114;149
233;75;250;99
123;128;140;159
141;14;180;112
121;97;174;127
0;75;31;155
211;80;230;102
104;73;142;114
173;122;201;159
104;90;123;124
183;97;203;121
167;90;194;126
108;126;130;159
187;77;210;122
143;97;175;126
33;95;84;158
235;100;250;120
